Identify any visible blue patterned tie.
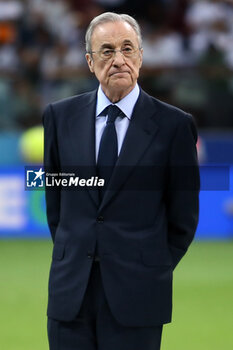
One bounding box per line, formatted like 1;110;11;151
97;105;122;197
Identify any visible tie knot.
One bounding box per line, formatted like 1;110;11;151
107;105;122;123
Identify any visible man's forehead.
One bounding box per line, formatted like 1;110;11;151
92;21;138;44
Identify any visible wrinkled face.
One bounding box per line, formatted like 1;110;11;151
86;21;143;98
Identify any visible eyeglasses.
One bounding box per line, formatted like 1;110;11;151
89;47;141;61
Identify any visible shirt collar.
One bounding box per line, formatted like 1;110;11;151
96;83;140;120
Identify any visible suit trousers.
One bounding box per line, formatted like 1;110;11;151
47;261;163;350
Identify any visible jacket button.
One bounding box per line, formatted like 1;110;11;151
97;216;104;223
87;251;94;259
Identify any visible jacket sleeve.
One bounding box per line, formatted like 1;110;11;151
166;114;200;269
43;104;61;242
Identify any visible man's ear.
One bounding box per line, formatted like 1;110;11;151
85;53;94;73
139;48;143;69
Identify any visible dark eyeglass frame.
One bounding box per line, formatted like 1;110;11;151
88;47;142;61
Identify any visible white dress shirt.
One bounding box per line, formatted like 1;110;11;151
95;84;140;162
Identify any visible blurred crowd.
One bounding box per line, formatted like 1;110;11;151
0;0;233;130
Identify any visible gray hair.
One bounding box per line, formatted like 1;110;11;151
85;12;142;53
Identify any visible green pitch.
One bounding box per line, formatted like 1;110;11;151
0;240;233;350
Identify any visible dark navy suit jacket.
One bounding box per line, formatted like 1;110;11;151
43;88;199;327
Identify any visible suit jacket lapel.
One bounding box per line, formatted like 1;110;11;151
68;90;99;207
99;89;159;212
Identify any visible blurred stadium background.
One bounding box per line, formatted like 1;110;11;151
0;0;233;349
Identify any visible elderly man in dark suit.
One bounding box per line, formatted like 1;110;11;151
43;12;199;350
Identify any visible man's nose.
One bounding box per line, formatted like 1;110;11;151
112;50;125;66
